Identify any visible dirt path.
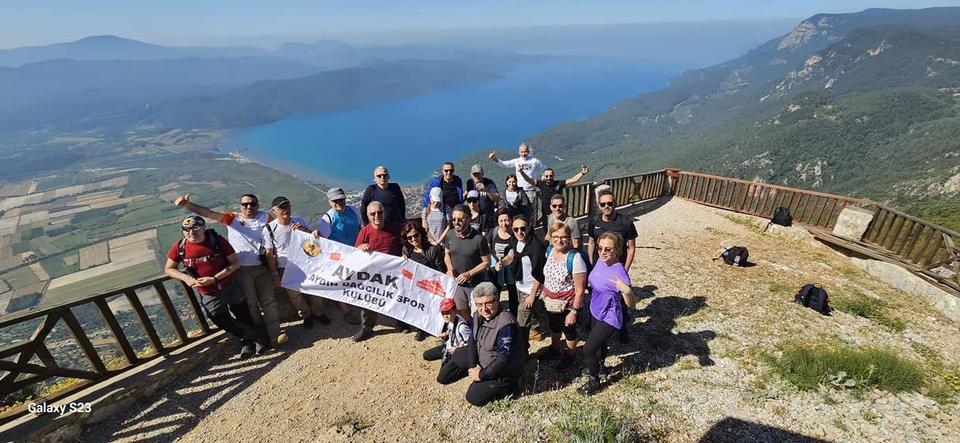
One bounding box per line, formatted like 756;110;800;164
80;198;960;442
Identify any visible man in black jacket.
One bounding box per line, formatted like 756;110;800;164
466;282;527;406
506;215;546;351
360;166;407;225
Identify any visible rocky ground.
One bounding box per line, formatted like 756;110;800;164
78;198;960;442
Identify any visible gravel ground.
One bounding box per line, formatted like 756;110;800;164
79;198;960;442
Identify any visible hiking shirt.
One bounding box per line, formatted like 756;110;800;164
361;183;406;225
356;223;403;256
588;211;638;264
167;235;236;295
220;211;269;267
317;205;363;246
443;228;490;287
587;260;632;329
263;215;310;269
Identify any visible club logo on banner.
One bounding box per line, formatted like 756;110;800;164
282;231;456;335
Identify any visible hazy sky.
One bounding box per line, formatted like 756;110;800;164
1;0;958;48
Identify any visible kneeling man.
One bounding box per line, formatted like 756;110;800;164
466;282;527;406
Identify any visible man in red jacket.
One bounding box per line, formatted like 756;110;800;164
164;215;269;358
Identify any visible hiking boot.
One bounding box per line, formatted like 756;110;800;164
254;340;268;355
238;341;255;359
352;327;374;343
536;346;561;361
315;313;332;326
343;310;362;325
415;330;429;342
577;377;602;395
395;322;412;333
557;354;576;371
581;364;609;378
274;333;289;346
302;315;315;330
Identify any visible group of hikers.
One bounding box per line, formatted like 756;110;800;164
164;143;639;405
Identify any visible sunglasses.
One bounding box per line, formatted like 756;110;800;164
181;225;202;232
376;174;389;178
466;198;479;203
240;202;258;207
551;204;564;208
369;211;384;216
406;234;419;240
451;217;466;223
598;246;615;252
332;198;346;204
512;227;527;233
443;169;454;173
544;176;554;179
599;201;615;208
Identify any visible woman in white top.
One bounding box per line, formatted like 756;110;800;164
422;187;450;246
498;174;532;221
539;221;587;371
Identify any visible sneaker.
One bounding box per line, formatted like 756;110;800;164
253;340;268;355
580;364;609;378
557;354;576;371
343;310;362;325
274;333;289;346
315;314;332;326
352;327;374;343
415;330;429;342
238;341;255;359
302;315;314;330
577;377;602;395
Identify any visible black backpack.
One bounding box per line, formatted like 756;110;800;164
178;229;224;277
763;207;793;232
719;246;749;266
794;284;831;315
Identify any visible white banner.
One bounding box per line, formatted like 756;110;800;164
281;230;456;335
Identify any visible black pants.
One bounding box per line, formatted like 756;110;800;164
547;309;578;341
200;281;269;346
423;345;473;385
583;316;617;377
466;377;519;406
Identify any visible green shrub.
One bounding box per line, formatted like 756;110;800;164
766;344;925;393
549;402;637;443
832;293;905;332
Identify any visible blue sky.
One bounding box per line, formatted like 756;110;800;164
1;0;958;48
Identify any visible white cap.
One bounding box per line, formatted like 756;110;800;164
429;187;442;202
466;190;480;200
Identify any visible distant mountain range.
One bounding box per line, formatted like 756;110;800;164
492;7;960;229
0;35;525;133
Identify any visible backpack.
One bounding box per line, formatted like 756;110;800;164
718;246;749;266
546;244;577;274
763;207;793;232
178;229;224;277
794;284;831;315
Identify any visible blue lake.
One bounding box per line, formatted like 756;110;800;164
226;57;678;187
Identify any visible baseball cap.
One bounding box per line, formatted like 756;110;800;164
439;298;457;314
466;190;480;200
470;164;483;174
429;187;442;203
181;215;205;230
271;196;290;208
327;187;346;201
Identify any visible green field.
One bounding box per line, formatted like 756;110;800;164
41;260;164;308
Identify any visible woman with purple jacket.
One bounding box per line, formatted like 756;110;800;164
579;231;635;395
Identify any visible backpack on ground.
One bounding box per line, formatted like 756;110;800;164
794;283;831;315
717;246;749;266
763;206;793;232
178;229;224;277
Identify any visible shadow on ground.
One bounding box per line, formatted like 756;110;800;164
699;417;829;443
77;311;360;442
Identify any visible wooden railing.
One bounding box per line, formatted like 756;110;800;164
602;170;670;208
863;204;960;291
0;276;213;420
672;171;870;229
560;182;595;219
